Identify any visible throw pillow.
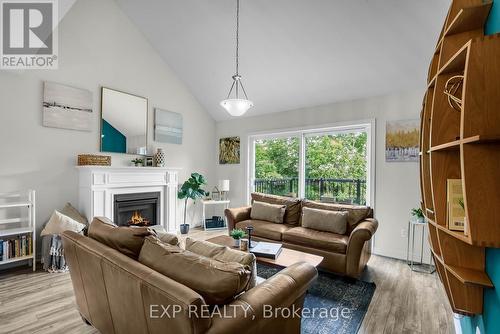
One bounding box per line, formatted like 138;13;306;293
41;210;86;236
251;192;301;224
59;202;88;226
139;236;251;305
250;201;286;224
185;237;257;288
88;217;155;259
301;207;348;234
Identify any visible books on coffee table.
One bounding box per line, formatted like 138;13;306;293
250;242;282;259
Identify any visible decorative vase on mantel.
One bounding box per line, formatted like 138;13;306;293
155;148;165;167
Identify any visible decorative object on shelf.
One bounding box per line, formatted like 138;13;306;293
385;119;420;162
458;199;468;236
230;228;246;247
219;0;253;116
77;154;111;166
131;158;144;167
211;187;221;201
240;238;249;251
178;173;209;234
446;179;465;232
444;75;464;112
43;81;93;132
145;156;154;167
101;87;148;155
219;136;240;164
155;108;183;144
410;207;425;224
155;148;166;167
218;180;230;200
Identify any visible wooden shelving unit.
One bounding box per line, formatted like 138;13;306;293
420;0;498;316
0;190;36;271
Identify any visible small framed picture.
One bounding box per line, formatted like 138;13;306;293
211;190;220;201
145;156;154;167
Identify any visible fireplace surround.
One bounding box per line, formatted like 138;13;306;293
77;166;180;232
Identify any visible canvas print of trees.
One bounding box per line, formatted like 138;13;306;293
43;82;93;131
386;120;420;162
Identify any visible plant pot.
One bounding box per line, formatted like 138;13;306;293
180;224;190;234
233;238;240;247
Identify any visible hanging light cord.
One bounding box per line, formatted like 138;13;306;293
225;0;249;100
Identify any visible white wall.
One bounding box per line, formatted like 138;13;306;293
0;0;216;245
216;90;427;260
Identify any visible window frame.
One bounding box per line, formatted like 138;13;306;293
247;119;376;207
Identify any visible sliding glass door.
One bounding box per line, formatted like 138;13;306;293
304;131;367;204
253;136;300;198
249;122;372;205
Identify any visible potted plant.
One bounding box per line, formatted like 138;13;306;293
411;207;425;223
131;158;144;167
178;172;209;234
230;228;246;247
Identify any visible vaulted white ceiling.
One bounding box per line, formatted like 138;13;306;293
115;0;450;121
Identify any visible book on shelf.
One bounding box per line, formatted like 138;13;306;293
0;234;32;261
447;179;465;232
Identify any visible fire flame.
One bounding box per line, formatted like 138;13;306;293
128;211;150;226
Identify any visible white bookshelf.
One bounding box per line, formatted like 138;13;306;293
0;190;36;271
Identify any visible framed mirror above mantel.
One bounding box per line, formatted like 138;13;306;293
100;87;148;155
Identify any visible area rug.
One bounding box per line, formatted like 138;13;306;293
257;264;376;334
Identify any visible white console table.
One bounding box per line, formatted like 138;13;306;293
202;200;230;231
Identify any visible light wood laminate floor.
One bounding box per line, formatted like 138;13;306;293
0;228;455;334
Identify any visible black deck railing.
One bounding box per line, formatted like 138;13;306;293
254;178;366;205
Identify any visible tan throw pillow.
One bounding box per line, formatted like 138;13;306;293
41;210;86;236
60;202;88;226
139;237;251;305
88;217;155;259
301;207;348;234
185;237;257;289
250;201;286;224
251;192;301;224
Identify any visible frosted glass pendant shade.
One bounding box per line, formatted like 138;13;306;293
220;98;253;117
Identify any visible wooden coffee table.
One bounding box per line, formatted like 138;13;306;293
206;235;323;268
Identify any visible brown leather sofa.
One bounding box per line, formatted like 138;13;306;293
226;193;378;278
61;217;318;334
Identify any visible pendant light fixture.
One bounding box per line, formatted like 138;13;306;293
220;0;253;117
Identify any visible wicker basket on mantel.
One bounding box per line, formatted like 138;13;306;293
77;154;111;166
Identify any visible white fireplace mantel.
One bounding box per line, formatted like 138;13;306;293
76;166;180;232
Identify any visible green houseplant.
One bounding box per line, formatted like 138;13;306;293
230;228;246;247
178;173;209;234
411;207;424;223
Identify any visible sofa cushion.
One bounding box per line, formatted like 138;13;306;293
251;192;301;225
283;227;348;253
60;202;88;226
88;217;155;259
250;201;286;224
185;237;257;288
301;207;348;234
301;200;372;233
236;220;294;241
41;210;86;237
139;237;251;305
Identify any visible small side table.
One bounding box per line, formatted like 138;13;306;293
407;219;435;274
202;200;230;231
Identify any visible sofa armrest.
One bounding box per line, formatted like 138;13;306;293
225;206;252;231
207;262;317;334
346;218;378;277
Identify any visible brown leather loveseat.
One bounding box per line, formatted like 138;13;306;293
62;217;317;334
226;193;378;278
